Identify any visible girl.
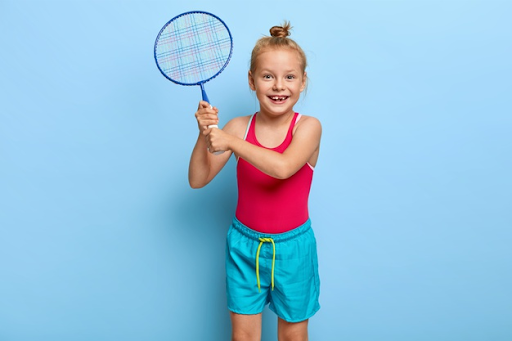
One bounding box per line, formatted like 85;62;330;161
188;22;321;341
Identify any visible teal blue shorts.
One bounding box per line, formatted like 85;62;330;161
226;217;320;322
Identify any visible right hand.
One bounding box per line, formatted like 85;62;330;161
195;101;219;132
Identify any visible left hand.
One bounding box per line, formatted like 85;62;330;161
204;127;232;154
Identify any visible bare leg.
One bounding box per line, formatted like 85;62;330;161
230;311;263;341
278;317;309;341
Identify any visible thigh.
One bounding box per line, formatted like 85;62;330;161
270;228;320;322
278;317;309;341
230;311;262;341
226;225;270;315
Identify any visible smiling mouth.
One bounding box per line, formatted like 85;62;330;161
268;96;289;103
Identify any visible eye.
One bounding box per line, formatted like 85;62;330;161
286;75;296;80
263;74;273;79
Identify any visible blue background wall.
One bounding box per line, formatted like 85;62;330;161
1;1;511;340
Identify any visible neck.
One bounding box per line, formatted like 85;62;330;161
256;110;295;126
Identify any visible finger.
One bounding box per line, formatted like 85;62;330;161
197;117;216;125
197;106;214;114
199;123;217;132
198;116;219;124
202;121;219;129
197;108;218;118
201;105;218;114
202;112;219;119
196;113;218;127
198;100;210;109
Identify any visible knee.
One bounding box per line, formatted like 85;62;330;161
278;319;308;341
278;330;308;341
232;330;260;341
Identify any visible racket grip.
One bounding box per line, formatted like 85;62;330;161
201;84;224;155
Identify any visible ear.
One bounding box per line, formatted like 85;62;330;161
300;71;307;92
248;71;256;91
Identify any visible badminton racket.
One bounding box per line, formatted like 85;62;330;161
154;11;233;138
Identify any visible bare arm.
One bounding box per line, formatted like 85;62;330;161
188;101;247;188
206;116;321;179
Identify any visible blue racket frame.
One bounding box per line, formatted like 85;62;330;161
153;10;234;103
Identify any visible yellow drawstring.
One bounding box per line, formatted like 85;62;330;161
256;237;276;292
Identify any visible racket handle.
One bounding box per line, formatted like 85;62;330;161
201;85;210;104
200;83;225;155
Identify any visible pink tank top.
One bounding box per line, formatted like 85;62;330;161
236;112;314;233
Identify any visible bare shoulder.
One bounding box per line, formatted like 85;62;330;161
223;115;252;139
294;115;322;135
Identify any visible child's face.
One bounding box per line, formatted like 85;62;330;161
248;48;306;118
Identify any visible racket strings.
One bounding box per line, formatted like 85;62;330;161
157;37;230;69
155;13;232;84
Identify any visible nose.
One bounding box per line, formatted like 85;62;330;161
272;79;285;91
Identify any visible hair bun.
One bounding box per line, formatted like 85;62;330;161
269;21;291;38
